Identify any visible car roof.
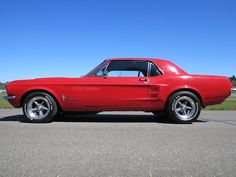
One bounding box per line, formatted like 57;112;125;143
106;58;168;62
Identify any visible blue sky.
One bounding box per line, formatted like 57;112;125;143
0;0;235;82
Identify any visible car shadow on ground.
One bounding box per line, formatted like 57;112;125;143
0;114;207;124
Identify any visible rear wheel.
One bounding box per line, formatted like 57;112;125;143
167;91;201;124
23;92;58;123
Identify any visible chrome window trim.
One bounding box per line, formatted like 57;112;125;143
85;60;107;77
148;61;163;77
105;60;149;78
147;62;151;77
90;62;110;77
104;62;110;75
90;60;163;78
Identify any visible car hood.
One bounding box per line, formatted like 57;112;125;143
8;77;82;85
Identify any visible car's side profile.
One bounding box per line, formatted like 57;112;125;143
4;58;233;123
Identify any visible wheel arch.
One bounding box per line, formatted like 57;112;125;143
20;89;62;111
165;88;203;109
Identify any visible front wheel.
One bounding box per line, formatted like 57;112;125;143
167;91;201;124
23;92;58;123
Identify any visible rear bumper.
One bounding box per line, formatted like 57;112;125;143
2;95;16;100
231;88;236;94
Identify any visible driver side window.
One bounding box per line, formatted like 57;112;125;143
106;60;148;77
108;70;144;77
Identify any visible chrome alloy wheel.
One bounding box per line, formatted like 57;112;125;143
26;96;51;120
174;96;196;121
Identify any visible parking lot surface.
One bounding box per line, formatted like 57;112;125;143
0;109;236;177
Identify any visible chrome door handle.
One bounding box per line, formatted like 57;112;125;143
139;78;148;82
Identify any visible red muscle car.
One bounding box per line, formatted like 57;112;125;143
3;58;233;123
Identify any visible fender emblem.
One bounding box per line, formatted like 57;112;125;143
61;94;80;101
62;94;66;102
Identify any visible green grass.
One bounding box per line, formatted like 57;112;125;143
229;94;236;100
0;93;13;108
0;92;236;110
204;100;236;110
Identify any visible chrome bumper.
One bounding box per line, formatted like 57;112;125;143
2;96;16;100
231;88;236;94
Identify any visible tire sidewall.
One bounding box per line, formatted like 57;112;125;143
23;92;57;123
168;91;201;123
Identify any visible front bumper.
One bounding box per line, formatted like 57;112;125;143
2;95;16;100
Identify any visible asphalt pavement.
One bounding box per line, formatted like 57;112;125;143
0;109;236;177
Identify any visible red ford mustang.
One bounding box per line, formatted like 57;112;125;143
3;58;233;123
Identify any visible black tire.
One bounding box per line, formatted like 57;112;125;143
23;92;58;123
167;91;201;124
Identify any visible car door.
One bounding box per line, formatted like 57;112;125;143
145;62;164;110
80;60;150;111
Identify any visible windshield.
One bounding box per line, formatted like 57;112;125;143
85;60;107;77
